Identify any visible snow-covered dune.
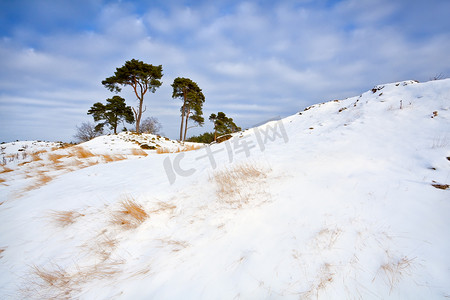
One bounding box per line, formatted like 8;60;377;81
1;79;449;299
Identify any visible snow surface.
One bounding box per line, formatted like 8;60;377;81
0;79;449;299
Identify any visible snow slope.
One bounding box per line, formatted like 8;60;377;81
0;79;449;299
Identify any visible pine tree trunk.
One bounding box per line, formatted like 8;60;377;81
183;106;190;142
180;103;185;141
179;88;187;141
136;97;143;133
131;78;147;134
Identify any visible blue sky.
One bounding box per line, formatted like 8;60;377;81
1;0;449;142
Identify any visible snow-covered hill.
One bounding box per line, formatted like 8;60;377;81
1;79;449;299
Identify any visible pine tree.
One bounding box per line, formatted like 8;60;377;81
102;59;163;133
171;77;205;141
87;96;134;134
209;112;241;141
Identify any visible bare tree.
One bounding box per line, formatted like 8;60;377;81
139;117;162;134
74;122;102;142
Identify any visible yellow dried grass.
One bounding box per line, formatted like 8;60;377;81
150;202;176;214
50;210;84;227
213;163;266;206
30;150;47;162
157;238;189;252
26;260;122;299
156;144;202;154
131;148;148;156
69;147;94;159
379;256;415;293
300;263;335;299
0;167;13;174
112;196;149;229
82;232;118;262
31;265;72;298
101;154;127;163
23;172;53;192
48;153;67;164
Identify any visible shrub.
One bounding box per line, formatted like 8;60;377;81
140;144;156;150
187;132;215;143
431;183;449;190
140;116;162;135
216;134;232;143
73;122;102;142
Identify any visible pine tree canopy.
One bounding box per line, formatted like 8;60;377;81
87;95;134;134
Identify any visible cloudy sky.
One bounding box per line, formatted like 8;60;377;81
1;0;449;142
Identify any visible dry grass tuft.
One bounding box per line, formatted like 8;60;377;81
131;148;148;156
101;154;115;162
213;163;268;208
183;144;203;151
113;154;126;161
48;153;67;164
96;235;118;261
156;144;202;154
77;260;123;280
29;264;73;299
0;247;5;258
83;160;99;168
23;172;53;192
70;147;94;159
67;158;83;167
52;163;66;171
50;210;84;227
157;238;190;252
30;150;47;162
37;173;53;185
377;255;415;294
101;154;127;163
25;260;123;299
112;196;149;229
150;202;177;214
313;227;342;250
301;263;335;299
81;230;119;262
0;166;14;174
128;267;152;279
0;178;6;184
156;147;172;154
